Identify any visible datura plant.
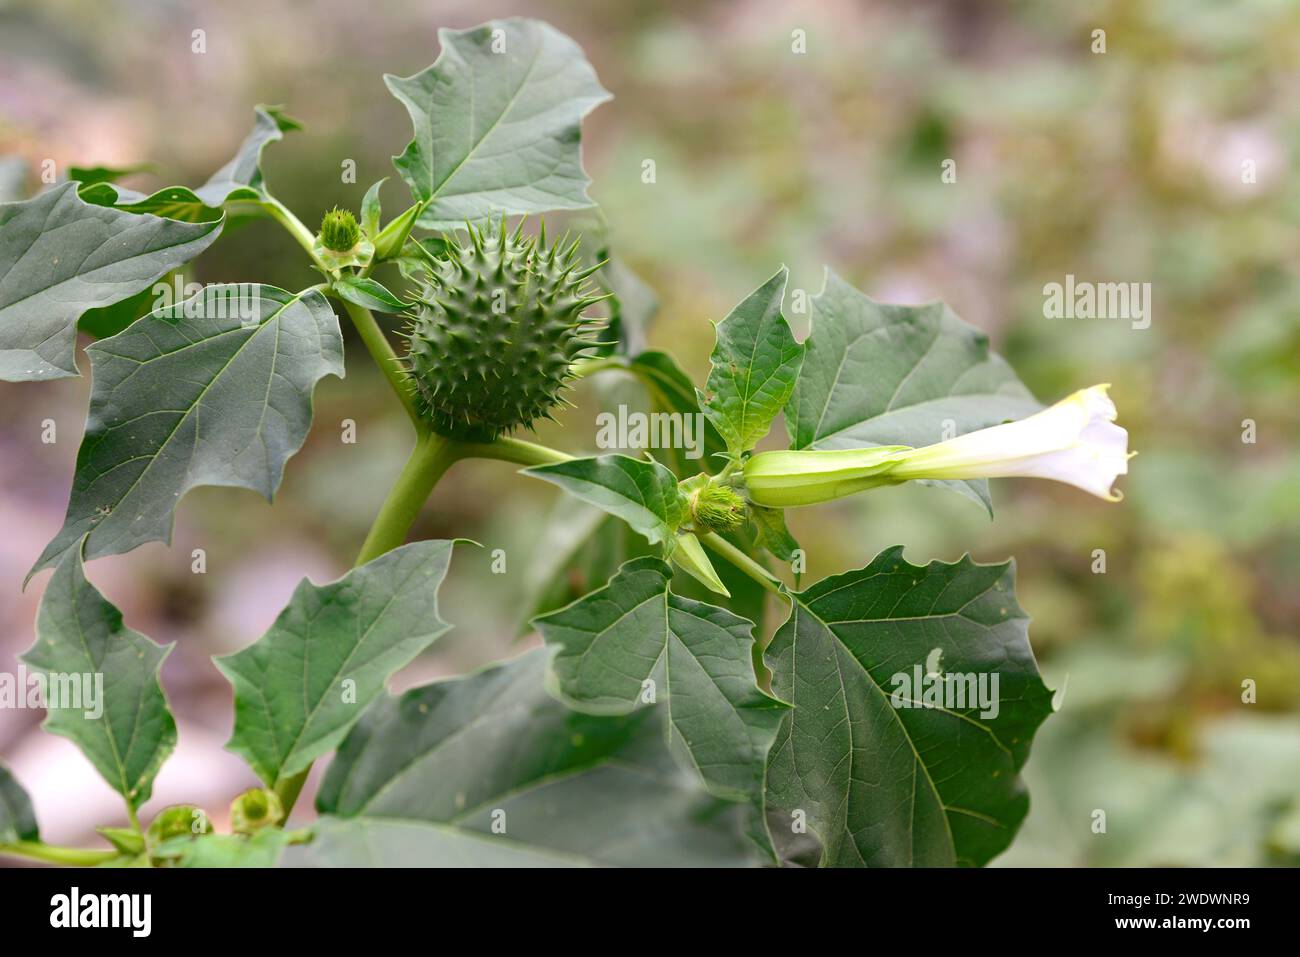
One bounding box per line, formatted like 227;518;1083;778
0;18;1130;869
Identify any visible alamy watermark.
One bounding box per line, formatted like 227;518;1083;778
0;667;104;719
152;278;261;326
1043;274;1151;330
595;404;705;459
889;650;1000;720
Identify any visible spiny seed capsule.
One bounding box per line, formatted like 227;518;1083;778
400;218;607;441
690;484;747;534
320;207;361;252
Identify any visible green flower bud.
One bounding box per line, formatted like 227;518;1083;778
319;207;361;252
230;787;284;834
689;483;746;534
146;804;213;844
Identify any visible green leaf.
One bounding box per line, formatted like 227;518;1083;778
0;182;222;381
0;763;39;843
534;558;785;856
311;648;760;867
22;547;176;812
785;270;1040;509
217;540;457;788
30;284;343;579
525;454;687;547
78;184;223;224
385;18;611;229
699;267;804;456
360;178;385;237
68;163;153;188
749;504;801;566
332;275;407;312
193;105;300;206
153;829;290;867
76;282;159;339
299;817;592;867
764;546;1054;867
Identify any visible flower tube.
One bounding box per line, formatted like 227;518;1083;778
744;385;1131;507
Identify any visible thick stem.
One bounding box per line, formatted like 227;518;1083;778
355;432;458;565
0;841;120;867
262;197;330;272
339;299;423;429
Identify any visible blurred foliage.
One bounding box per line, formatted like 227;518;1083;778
1;0;1297;863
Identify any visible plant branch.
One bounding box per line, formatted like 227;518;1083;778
262;197;330;272
0;841;120;867
355;431;459;565
455;435;574;467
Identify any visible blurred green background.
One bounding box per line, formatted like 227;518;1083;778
1;0;1297;864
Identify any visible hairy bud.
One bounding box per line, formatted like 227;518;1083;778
319;207;361;252
690;484;746;534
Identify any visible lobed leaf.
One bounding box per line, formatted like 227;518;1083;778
385;18;610;229
310;648;760;867
533;557;786;857
22;547;176;811
30;284;343;579
785;270;1040;510
699;267;804;457
764;545;1054;867
0;182;222;381
217;540;457;788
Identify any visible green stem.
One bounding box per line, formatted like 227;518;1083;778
274;769;310;821
355;432;459;565
700;531;789;601
338;298;423;429
262;197;329;271
456;435;574;468
0;841;120;867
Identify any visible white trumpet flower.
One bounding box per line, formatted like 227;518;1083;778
887;384;1131;500
743;384;1131;507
